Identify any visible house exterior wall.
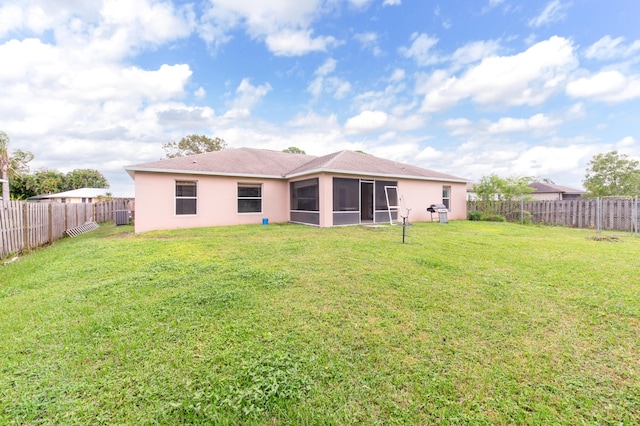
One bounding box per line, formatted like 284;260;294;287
134;172;289;233
133;171;468;232
39;196;99;203
393;179;467;222
325;174;467;226
530;192;562;201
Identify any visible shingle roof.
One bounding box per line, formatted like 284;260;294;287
125;147;468;182
528;182;584;194
286;150;466;181
125;148;315;178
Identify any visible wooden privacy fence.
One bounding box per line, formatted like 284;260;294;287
468;198;639;232
0;199;134;259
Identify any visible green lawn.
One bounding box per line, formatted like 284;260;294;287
1;221;638;424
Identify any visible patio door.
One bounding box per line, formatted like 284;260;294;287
360;181;374;222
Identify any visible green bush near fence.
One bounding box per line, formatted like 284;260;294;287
1;222;639;424
466;210;507;222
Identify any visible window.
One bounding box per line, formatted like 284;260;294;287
290;178;319;211
442;185;451;210
176;181;197;215
333;178;359;211
238;183;262;213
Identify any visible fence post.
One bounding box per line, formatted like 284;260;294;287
48;203;53;244
22;203;29;251
633;195;638;237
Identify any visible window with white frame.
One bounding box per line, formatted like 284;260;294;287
442;185;451;210
176;181;197;215
238;183;262;213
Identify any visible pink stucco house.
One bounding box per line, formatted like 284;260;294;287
125;148;468;233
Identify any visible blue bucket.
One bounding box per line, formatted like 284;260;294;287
262;218;269;225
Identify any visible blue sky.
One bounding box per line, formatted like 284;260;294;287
2;0;640;195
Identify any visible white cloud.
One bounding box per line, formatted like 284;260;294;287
416;146;444;162
421;36;577;111
389;68;405;82
194;87;206;98
316;58;337;76
528;0;569;28
400;33;440;66
355;31;383;56
434;5;451;29
584;35;640;61
487;113;561;134
347;0;373;8
287;112;339;129
229;78;272;112
344;110;388;134
511;144;595;178
616;136;636;149
383;0;401;5
307;58;351;99
199;0;343;56
442;113;561;137
443;118;474;136
449;39;502;69
566;70;640;102
265;29;338;56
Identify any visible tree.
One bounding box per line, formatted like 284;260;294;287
473;174;534;217
28;169;66;195
0;131;10;201
162;135;227;158
474;174;534;202
282;146;306;154
64;169;109;190
10;149;34;176
8;150;35;200
583;151;640;198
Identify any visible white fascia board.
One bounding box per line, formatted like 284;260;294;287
285;168;470;183
124;167;286;180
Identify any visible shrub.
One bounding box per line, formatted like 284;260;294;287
483;214;506;222
506;209;533;224
467;211;483;221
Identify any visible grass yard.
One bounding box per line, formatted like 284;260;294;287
0;221;639;424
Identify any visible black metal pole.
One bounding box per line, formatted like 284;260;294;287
402;216;406;243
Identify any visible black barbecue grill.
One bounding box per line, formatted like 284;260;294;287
427;203;449;223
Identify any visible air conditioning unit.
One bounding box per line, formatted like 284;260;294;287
114;210;130;226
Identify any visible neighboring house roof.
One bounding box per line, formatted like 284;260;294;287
28;187;112;201
528;182;585;195
125;147;468;183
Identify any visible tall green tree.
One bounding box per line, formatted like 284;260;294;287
64;169;109;190
583;151;640;197
162;135;227;158
28;170;66;195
